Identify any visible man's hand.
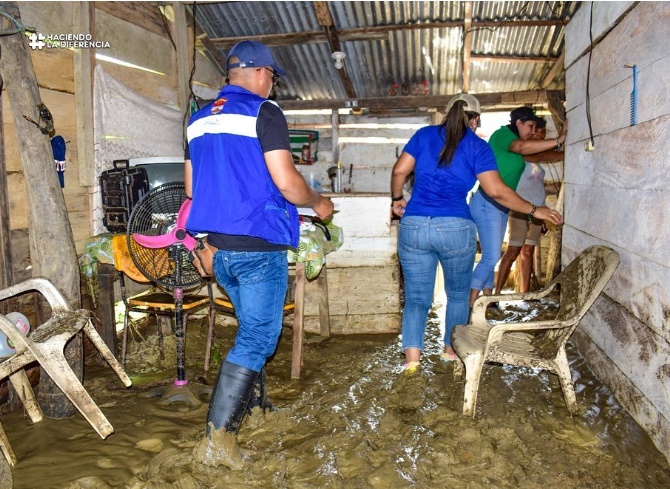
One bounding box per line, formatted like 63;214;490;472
312;196;334;220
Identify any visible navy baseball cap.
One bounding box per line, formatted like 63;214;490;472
510;106;542;124
226;40;286;77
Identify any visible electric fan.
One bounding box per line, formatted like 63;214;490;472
126;181;204;396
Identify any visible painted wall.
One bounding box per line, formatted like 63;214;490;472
564;1;670;461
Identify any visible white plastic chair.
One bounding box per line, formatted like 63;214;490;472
452;245;620;418
0;278;132;466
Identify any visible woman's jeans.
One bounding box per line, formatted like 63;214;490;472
470;190;510;291
398;216;476;350
213;250;288;372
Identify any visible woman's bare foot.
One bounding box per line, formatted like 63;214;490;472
440;346;458;362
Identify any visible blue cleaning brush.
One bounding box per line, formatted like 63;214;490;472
624;64;637;126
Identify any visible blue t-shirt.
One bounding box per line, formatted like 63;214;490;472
403;126;497;220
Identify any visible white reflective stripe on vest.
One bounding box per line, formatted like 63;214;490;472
187;113;257;143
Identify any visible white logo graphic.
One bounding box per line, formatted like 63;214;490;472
27;32;110;50
28;32;46;50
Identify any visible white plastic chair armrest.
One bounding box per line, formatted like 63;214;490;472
0;278;71;313
485;319;577;349
470;282;559;326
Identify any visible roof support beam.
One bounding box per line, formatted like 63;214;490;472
462;2;473;93
277;90;561;111
210;19;567;48
313;1;357;99
471;54;560;63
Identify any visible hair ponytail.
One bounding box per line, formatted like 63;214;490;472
438;100;468;167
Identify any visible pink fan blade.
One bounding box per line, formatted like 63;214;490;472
181;234;198;251
132;232;178;249
176;199;192;229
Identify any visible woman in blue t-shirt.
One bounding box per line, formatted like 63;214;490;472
390;95;562;373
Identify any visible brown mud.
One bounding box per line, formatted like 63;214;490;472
3;300;670;488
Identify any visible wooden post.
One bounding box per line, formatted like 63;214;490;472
73;2;96;190
0;92;14;308
0;2;82;417
96;263;118;355
461;2;473;93
173;2;190;136
291;262;305;379
331;109;339;166
316;264;331;337
545;182;565;283
545;90;566;284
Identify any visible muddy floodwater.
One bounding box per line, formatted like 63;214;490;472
3;299;670;488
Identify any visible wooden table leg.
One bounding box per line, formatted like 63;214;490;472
316;263;331;337
97;264;118;357
291;262;305;379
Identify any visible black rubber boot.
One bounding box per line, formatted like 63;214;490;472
247;367;275;414
206;361;259;435
194;361;259;469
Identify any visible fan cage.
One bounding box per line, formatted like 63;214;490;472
127;181;203;290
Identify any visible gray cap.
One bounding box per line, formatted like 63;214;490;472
446;93;481;114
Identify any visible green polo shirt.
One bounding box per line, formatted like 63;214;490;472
488;125;525;190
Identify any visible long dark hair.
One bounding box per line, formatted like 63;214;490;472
438;100;468;167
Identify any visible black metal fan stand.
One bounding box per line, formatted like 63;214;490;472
154;246;207;409
127;182;210;409
171;245;187;385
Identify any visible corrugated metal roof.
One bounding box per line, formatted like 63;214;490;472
192;1;580;110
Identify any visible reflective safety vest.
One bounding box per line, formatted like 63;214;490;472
186;85;299;247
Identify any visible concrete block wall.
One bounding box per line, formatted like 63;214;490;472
564;1;670;461
284;112;430;194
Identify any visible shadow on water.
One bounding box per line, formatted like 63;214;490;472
3;300;669;488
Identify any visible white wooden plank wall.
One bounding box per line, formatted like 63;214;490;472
564;1;670;462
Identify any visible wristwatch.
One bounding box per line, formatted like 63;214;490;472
391;195;404;202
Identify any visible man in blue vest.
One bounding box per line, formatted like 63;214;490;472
185;40;334;469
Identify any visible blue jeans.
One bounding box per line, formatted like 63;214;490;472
470;190;509;291
398;216;476;350
213;250;288;372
